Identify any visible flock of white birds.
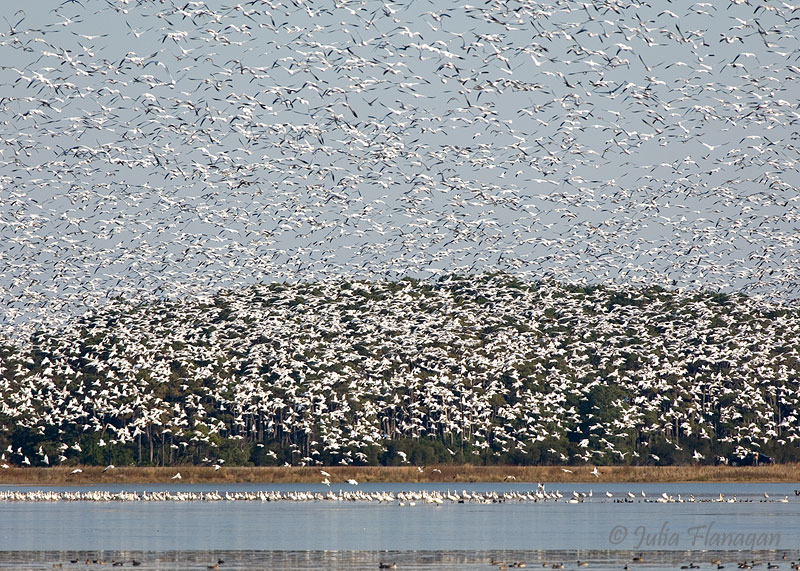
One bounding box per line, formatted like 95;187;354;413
0;0;799;343
0;487;793;504
0;0;799;466
0;276;798;467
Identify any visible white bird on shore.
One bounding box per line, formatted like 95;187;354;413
103;464;115;472
171;472;181;480
591;467;600;478
70;468;82;474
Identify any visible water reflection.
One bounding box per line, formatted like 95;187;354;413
0;483;797;555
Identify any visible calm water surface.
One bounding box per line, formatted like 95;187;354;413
1;483;798;570
2;549;800;571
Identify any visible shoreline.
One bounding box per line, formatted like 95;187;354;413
0;464;798;485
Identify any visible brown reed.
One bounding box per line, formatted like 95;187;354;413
0;464;797;485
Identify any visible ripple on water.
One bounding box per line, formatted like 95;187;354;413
1;550;800;571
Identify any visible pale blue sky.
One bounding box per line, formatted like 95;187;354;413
1;0;798;338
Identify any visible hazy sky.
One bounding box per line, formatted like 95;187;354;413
1;0;799;339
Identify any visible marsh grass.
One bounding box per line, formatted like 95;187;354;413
0;464;798;485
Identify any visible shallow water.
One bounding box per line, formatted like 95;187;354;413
1;483;797;569
1;550;799;571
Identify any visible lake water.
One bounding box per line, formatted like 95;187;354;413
1;482;798;570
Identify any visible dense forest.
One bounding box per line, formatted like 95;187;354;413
1;274;798;468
